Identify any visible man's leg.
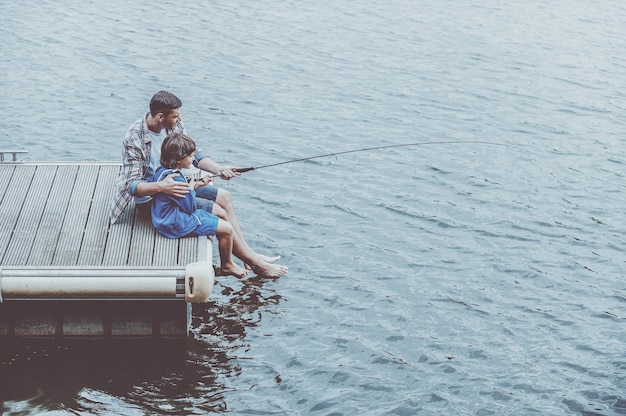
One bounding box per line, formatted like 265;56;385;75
197;185;280;264
229;229;288;278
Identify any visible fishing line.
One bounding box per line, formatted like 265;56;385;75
207;140;528;178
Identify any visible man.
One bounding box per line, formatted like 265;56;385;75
109;90;287;278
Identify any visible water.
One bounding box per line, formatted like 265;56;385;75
1;0;626;414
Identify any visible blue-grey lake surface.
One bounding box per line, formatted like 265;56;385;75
2;0;626;414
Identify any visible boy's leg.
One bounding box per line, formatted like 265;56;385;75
215;220;248;278
200;213;287;278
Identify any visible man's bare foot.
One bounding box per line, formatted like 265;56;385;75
245;255;280;271
259;254;281;263
219;262;249;278
251;261;288;278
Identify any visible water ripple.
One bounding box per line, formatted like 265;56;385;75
3;0;626;414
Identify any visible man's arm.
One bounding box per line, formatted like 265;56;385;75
196;157;240;180
135;175;190;198
123;141;190;198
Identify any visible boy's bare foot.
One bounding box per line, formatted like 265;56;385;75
219;262;249;278
251;261;288;278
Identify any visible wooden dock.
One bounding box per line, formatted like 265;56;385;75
0;162;214;339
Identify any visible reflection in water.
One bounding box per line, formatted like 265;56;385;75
191;276;283;381
0;338;201;414
0;275;282;415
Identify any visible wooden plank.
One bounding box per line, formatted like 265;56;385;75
179;236;204;265
127;209;156;266
0;164;14;201
153;233;180;266
4;165;58;265
77;165;118;266
0;165;37;265
28;165;78;266
52;165;99;266
102;201;135;266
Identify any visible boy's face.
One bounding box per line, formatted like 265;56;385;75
160;108;181;130
178;153;194;169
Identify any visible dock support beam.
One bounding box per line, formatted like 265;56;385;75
0;300;191;339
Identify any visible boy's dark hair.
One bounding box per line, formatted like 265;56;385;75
160;133;196;169
150;90;182;117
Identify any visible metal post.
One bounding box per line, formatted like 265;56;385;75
0;150;28;163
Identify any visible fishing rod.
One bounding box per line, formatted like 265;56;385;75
206;140;527;178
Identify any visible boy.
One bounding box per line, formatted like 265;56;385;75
151;133;248;278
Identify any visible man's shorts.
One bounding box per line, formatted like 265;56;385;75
195;184;219;213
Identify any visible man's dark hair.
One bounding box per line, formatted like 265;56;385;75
160;133;196;169
150;90;182;117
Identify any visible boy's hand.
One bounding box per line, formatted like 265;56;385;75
188;177;197;190
194;175;211;188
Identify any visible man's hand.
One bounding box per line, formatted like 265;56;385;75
219;166;241;180
160;173;191;198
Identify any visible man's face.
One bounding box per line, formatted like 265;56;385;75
161;108;181;130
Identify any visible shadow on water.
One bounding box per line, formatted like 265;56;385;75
0;275;282;415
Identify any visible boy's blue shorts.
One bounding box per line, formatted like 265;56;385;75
189;209;219;237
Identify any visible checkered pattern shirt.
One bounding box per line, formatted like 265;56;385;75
109;114;186;224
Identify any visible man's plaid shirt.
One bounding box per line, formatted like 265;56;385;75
109;114;186;224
